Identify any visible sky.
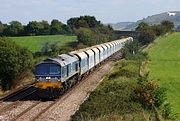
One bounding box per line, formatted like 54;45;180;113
0;0;180;24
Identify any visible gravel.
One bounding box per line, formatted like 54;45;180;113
0;101;36;121
0;102;13;109
16;101;53;121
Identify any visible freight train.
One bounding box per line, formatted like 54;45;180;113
34;37;133;98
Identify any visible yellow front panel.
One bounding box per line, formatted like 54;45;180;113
35;81;62;89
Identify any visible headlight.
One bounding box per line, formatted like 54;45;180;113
46;77;51;80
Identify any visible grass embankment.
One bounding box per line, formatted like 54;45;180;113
10;35;77;53
148;32;180;117
72;60;151;121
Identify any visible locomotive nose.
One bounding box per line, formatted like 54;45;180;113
35;77;62;89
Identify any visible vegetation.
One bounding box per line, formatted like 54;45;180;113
122;40;148;60
136;21;174;45
67;16;114;46
0;37;33;90
147;32;180;119
0;19;71;36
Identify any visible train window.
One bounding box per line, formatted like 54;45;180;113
81;59;85;67
62;66;67;78
75;63;78;71
50;64;60;75
72;62;77;71
68;64;71;73
35;64;48;75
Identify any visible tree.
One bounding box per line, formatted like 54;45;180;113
152;24;168;36
136;22;156;45
0;37;33;90
135;22;149;31
61;24;72;35
138;29;156;45
50;19;63;35
25;21;43;35
78;19;89;28
4;21;24;36
68;16;114;46
40;20;50;35
160;20;174;32
67;17;79;29
83;16;100;28
0;21;4;35
77;28;96;46
67;16;100;30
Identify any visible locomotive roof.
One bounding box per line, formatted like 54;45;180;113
36;54;78;67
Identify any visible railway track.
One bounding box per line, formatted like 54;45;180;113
12;101;41;121
11;59;105;121
0;86;38;115
14;73;89;121
0;52;121;121
0;82;35;102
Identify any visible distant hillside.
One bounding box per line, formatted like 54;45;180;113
111;11;180;31
108;22;135;30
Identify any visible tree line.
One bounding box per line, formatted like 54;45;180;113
136;20;174;45
0;16;113;42
0;19;72;36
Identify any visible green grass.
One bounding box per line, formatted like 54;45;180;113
148;32;180;117
10;35;77;53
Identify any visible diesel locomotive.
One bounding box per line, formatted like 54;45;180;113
34;37;133;98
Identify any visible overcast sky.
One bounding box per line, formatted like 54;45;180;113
0;0;180;24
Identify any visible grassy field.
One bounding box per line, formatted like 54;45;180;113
10;35;77;53
148;32;180;117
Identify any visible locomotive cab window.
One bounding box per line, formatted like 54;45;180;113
50;64;61;75
35;63;61;75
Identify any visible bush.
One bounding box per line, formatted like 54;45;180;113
76;26;113;46
0;37;33;90
122;41;148;60
76;28;96;46
138;29;156;45
132;75;167;109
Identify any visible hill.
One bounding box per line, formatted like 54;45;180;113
111;11;180;31
10;35;77;53
108;22;135;30
148;32;180;118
